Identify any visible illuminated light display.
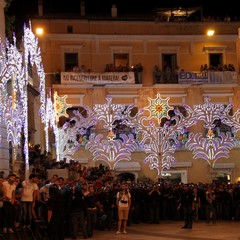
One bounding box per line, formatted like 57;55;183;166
145;93;173;124
1;24;240;177
45;94;57;152
86;133;138;170
185;132;235;167
185;97;236;167
85;96;138;169
53;91;72;121
4;97;24;148
56;105;97;162
22;24;47;173
125;93;198;175
0;36;23;150
0;24;47;177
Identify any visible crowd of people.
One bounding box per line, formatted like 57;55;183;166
1;161;240;239
200;63;235;72
64;61;237;86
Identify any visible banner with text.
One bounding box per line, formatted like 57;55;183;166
61;72;135;84
178;71;237;84
178;72;209;83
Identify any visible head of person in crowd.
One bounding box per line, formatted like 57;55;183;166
29;173;39;183
81;182;88;192
14;176;21;187
7;173;16;185
57;177;65;189
88;184;95;194
0;171;4;178
49;184;59;198
120;182;128;193
50;174;58;184
183;184;190;191
0;176;5;185
67;176;75;187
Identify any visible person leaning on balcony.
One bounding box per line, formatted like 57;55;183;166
136;63;143;84
115;182;131;234
153;65;161;84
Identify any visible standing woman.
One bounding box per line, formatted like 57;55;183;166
116;183;131;234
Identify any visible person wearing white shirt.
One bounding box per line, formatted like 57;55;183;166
21;173;39;227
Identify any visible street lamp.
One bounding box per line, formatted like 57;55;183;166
207;29;215;36
36;27;44;36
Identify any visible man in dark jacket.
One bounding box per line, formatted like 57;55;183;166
69;182;88;239
47;184;66;240
178;184;194;229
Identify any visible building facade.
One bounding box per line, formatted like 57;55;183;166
29;5;240;183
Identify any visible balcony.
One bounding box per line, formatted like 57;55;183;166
177;71;237;84
55;71;238;85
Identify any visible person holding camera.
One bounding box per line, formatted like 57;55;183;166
148;184;161;224
115;183;131;234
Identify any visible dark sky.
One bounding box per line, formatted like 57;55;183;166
5;0;239;29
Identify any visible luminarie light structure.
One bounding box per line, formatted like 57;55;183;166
54;91;72;121
0;24;47;178
85;96;138;169
56;105;97;162
185;97;237;167
124;93;197;175
0;36;24;153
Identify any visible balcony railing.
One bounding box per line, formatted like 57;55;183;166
55;71;238;85
178;71;237;84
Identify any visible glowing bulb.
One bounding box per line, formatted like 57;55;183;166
36;28;44;36
207;29;215;36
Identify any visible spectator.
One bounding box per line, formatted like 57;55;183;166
21;174;39;227
153;65;161;84
136;63;143;84
177;184;194;229
115;182;131;234
2;173;17;234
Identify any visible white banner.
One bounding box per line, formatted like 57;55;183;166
61;72;135;84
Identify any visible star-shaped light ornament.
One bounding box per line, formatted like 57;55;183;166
145;93;173;124
54;91;72;122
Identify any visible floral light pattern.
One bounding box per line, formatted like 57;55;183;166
54;91;72;121
145;93;173;124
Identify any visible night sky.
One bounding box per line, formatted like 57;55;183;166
5;0;239;30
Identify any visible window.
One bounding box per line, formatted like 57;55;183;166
162;53;178;83
67;26;73;33
209;53;223;68
64;53;78;71
113;53;129;71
